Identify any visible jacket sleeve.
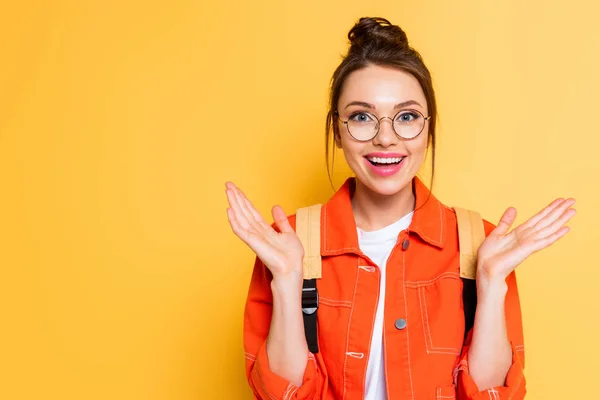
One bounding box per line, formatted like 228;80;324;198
243;255;328;399
454;220;526;400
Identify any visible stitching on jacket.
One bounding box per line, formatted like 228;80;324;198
345;352;364;359
418;286;432;354
323;205;327;251
515;344;525;352
245;352;256;361
283;383;294;400
323;246;361;254
402;250;416;400
405;272;461;287
438;199;444;244
252;366;277;400
409;199;444;247
486;388;501;400
436;387;455;399
287;386;299;400
321;204;363;255
410;226;442;246
320;297;353;308
507;369;524;400
342;259;361;400
364;258;380;396
452;359;468;386
359;265;376;272
419;287;461;354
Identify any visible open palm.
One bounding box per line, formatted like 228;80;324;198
477;198;576;280
225;182;304;279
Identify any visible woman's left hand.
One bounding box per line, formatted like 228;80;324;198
477;198;577;283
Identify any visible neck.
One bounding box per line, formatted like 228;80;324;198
351;178;416;232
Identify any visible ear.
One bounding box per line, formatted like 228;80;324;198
334;133;342;148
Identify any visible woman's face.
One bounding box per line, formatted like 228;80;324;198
335;65;430;197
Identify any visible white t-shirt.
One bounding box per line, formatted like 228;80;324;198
357;211;414;400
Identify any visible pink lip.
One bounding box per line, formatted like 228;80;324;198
364;154;406;177
365;152;407;158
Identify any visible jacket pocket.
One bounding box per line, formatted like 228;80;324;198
315;296;351;364
414;273;464;355
436;385;456;399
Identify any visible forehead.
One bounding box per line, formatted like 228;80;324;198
338;65;426;109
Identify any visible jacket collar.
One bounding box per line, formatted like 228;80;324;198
321;176;446;256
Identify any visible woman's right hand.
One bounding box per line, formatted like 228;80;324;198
225;182;304;281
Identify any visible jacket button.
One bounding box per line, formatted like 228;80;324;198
402;239;410;251
395;318;407;330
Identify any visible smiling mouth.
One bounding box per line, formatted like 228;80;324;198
366;156;405;166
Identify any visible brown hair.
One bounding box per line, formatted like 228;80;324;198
325;17;438;189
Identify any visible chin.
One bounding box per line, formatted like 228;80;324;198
357;172;413;197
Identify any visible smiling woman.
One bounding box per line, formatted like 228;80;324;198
225;17;575;400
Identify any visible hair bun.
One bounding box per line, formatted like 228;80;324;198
348;17;409;50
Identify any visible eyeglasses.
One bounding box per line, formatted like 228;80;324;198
335;109;431;141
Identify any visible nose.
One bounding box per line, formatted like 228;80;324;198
372;116;398;147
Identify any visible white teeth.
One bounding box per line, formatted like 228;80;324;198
368;156;404;164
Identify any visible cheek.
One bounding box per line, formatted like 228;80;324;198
339;132;360;155
341;142;362;163
407;136;428;157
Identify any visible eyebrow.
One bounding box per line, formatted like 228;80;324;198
343;100;423;110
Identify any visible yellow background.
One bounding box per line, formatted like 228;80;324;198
1;1;597;399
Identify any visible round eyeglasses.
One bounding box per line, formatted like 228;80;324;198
335;109;431;141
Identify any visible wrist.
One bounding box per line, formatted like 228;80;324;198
270;259;303;283
476;262;508;294
476;276;508;299
271;272;303;294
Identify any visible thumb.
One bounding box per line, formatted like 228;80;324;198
493;207;517;236
272;205;294;233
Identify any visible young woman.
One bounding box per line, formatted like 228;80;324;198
225;17;575;400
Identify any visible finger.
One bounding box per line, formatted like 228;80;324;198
242;196;264;224
533;225;570;251
226;207;238;230
226;207;246;239
231;185;255;225
226;188;251;231
535;207;576;240
243;196;274;232
227;207;271;253
522;198;564;229
236;188;277;237
493;207;517;236
535;198;576;231
272;205;294;233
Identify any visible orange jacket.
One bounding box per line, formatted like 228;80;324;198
243;177;526;399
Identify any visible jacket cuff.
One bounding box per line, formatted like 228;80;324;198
250;341;318;400
454;342;526;399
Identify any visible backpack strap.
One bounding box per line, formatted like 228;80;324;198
454;207;486;280
453;207;486;338
296;204;323;280
296;204;322;353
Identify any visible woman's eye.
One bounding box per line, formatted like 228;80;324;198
349;112;374;123
396;111;418;123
